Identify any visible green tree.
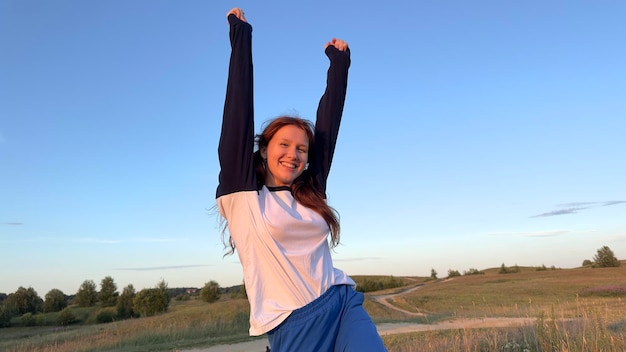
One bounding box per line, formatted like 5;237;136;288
4;287;43;315
430;268;438;280
98;276;119;307
43;289;67;313
156;279;170;310
200;280;221;303
133;280;170;317
593;245;620;267
76;280;98;307
116;284;137;319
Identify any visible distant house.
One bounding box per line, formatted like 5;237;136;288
186;288;198;295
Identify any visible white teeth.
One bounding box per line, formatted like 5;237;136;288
281;162;297;169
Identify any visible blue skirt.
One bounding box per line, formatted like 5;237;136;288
267;284;387;352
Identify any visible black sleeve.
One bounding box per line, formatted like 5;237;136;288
310;46;351;195
216;15;257;198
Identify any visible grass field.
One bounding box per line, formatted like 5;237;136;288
1;265;625;351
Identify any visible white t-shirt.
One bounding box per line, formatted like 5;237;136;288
217;186;354;335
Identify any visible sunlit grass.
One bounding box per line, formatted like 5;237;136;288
0;299;254;352
1;266;625;351
382;300;626;352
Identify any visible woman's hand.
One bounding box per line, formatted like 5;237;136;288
324;38;348;51
226;7;247;23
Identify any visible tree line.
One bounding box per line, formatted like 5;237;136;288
0;276;225;328
0;245;620;327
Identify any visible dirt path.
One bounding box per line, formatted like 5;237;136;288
371;284;426;316
181;283;534;352
180;317;535;352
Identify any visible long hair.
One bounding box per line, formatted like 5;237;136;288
224;116;340;254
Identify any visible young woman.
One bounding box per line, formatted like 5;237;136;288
216;8;387;351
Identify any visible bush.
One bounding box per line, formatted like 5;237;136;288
499;263;520;274
96;308;117;324
57;307;77;326
133;280;170;317
464;268;485;276
355;276;404;293
21;312;38;326
447;269;461;278
175;294;191;301
200;281;221;303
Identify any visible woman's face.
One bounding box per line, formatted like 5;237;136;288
261;125;309;187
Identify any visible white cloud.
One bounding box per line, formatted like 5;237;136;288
487;230;571;238
76;237;180;244
78;238;122;244
113;264;209;271
133;237;178;243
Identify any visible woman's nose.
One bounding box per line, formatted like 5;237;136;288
287;147;298;159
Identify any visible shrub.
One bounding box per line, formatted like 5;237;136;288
464;268;485;276
447;269;461;278
21;312;38;326
355;276;404;293
96;308;117;324
57;307;77;326
200;281;221;303
133;280;170;317
499;263;520;274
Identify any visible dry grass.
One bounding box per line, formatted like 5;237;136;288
389;267;625;319
0;298;254;352
380;266;626;351
1;266;625;351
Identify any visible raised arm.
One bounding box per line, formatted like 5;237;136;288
216;9;257;198
311;39;351;195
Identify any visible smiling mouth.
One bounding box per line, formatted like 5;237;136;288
280;161;298;169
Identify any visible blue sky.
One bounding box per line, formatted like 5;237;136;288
1;1;625;296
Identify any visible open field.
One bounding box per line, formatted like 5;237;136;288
1;265;625;351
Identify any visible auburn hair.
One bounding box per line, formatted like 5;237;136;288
224;116;340;254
